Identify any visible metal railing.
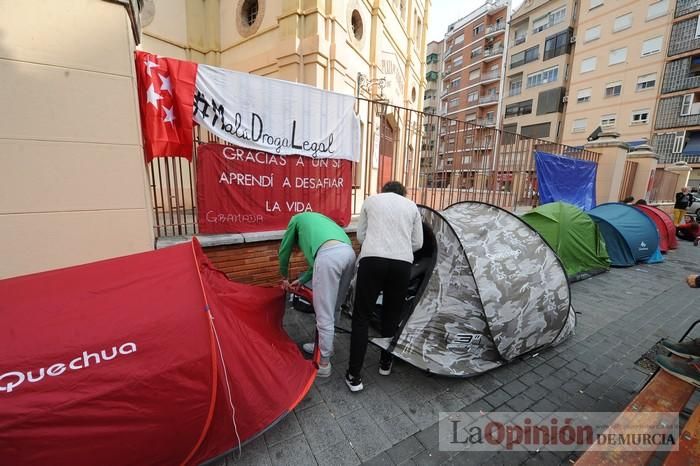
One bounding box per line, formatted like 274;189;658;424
148;98;600;238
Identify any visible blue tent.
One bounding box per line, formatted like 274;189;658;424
587;203;663;267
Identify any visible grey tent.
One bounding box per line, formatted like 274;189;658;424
372;202;575;377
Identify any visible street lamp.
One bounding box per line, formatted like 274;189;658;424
357;72;390;116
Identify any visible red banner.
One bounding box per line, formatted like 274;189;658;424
196;144;352;233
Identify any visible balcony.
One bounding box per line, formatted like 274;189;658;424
483;46;504;60
669;17;700;57
477;118;496;127
661;57;700;94
481;70;501;82
655;95;700;130
676;0;700;17
479;94;499;105
486;23;506;35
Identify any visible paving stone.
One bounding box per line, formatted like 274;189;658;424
355;383;403;423
264;413;302;447
393;387;440;429
538;376;563;391
505;393;534;412
385;436;424;465
297;403;346;454
408;448;452;466
229;435;272;466
530;398;559;412
533;363;556;378
520;383;549;401
316;375;364;418
414;422;440;449
469;373;504;394
501;380;528;396
484;389;511;408
268;434;317;466
295;385;323;413
313;440;361;466
360;451;394;466
375;413;419;445
337;408;392;462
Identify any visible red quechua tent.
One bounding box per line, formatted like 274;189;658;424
635;204;678;252
0;240;317;465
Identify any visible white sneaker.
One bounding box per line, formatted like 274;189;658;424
302;342;315;354
317;361;332;377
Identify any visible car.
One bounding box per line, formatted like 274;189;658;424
687;197;700;215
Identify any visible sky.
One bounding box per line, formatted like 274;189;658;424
427;0;525;43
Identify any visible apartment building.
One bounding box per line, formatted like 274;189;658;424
433;0;508;187
420;40;443;182
562;0;673;147
652;0;700;170
501;0;576;142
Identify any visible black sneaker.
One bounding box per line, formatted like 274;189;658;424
660;338;700;359
379;353;393;376
345;371;363;392
656;355;700;388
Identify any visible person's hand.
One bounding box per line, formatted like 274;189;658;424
289;279;301;291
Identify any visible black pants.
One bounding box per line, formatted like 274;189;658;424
348;257;412;377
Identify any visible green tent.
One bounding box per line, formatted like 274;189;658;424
522;202;611;282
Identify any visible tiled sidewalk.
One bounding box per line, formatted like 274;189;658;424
215;241;700;466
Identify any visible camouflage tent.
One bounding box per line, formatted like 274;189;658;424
372;202;575;377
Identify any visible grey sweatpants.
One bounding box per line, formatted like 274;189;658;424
312;242;356;360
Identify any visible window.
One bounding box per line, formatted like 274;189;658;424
465;113;476;121
605;81;622;97
474;23;483;36
647;0;668;20
450;78;461;89
696;17;700;38
532;7;567;33
454;35;465;45
572;118;587;132
468;91;478;102
521;123;551;139
504;99;533;118
589;0;603;9
631;109;650;124
577;88;592;103
351;10;363;40
509;78;523;96
636;73;656;91
601;114;617;128
613;13;632;33
454;56;464;68
449;97;460;108
543;29;572;60
681;94;694;116
581;57;597;73
609;47;628;66
526;66;559;88
242;0;259;26
471;47;482;58
426;71;438;81
469;69;481;80
510;46;539;68
641;36;663;56
426;53;439;64
673;132;685;153
584;25;601;43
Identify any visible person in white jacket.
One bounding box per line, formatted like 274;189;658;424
345;181;423;392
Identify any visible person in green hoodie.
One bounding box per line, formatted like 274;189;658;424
279;212;356;377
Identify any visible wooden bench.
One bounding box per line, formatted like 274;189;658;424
576;368;697;465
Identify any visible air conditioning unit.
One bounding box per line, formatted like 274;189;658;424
570;36;576;44
562;95;569;103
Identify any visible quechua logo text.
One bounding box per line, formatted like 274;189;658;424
0;342;137;394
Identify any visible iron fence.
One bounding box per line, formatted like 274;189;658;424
148;98;601;238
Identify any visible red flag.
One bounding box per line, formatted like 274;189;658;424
135;51;197;162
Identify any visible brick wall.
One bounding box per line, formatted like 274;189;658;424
204;234;361;286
